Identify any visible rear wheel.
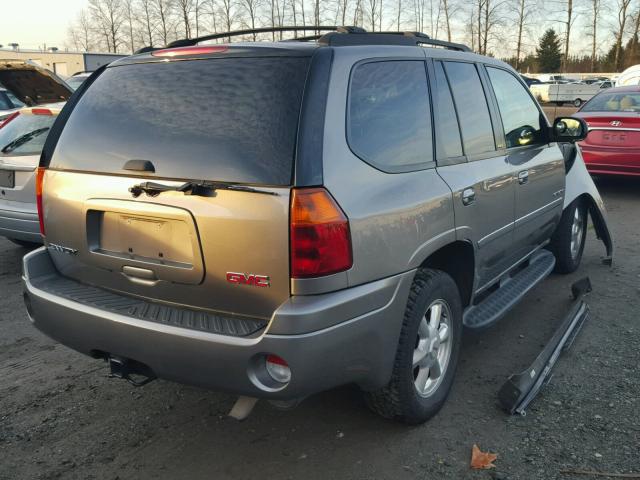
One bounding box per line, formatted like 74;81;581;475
549;199;587;274
573;98;583;107
364;269;462;424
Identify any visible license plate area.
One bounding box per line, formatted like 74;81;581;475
0;170;15;188
98;213;193;267
84;199;204;285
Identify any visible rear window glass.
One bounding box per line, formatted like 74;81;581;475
581;91;640;112
0;112;56;156
51;57;311;185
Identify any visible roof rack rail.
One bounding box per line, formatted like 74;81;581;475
165;26;365;48
134;25;471;53
318;30;471;51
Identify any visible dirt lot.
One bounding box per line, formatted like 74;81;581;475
1;176;639;480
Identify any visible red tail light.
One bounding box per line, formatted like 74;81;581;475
290;188;352;278
35;167;46;236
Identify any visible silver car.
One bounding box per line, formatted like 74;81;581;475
0;105;63;246
0;60;72;246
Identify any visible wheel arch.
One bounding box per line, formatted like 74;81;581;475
416;241;475;308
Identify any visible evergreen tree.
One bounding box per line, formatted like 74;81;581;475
536;29;562;72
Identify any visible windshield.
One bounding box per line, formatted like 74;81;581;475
581;91;640;112
0;112;56;156
51;57;311;185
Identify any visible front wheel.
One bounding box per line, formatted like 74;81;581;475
364;269;462;424
549;199;587;274
573;98;583;107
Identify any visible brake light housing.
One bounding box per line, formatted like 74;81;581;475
35;167;46;236
290;188;352;278
151;45;228;57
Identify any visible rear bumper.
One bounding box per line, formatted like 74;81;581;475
22;248;413;399
581;147;640;176
0;200;41;243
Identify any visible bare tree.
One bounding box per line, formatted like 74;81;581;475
219;0;236;38
241;0;261;38
513;0;534;69
124;0;136;52
441;0;453;41
67;9;95;52
195;0;203;36
586;0;600;71
138;0;155;46
613;0;632;70
154;0;174;45
89;0;126;52
365;0;379;30
560;0;573;72
177;0;193;37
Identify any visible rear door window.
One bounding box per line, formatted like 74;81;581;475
433;62;463;159
348;60;433;172
487;67;545;148
443;62;495;156
50;57;311;185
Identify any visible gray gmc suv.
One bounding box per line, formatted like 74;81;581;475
21;27;613;424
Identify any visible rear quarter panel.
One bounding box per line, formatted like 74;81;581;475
320;47;456;289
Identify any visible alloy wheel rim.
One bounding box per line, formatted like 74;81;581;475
413;299;453;398
570;208;585;260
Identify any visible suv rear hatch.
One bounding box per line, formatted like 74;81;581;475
41;51;312;320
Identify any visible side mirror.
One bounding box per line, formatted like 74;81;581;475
552;117;588;143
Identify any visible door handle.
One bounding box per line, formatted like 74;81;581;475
518;170;529;185
462;187;476;206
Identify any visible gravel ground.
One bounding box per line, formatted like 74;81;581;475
0;176;638;480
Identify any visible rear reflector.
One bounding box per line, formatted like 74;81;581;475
152;45;228;57
265;355;291;384
290;188;352;278
35;167;46;236
30;108;53;116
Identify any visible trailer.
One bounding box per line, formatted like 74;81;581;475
529;83;603;107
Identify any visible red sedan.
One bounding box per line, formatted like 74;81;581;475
573;86;640;177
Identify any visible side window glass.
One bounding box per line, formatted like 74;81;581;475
433;62;463;159
444;61;495;156
348;60;433;172
487;67;545;148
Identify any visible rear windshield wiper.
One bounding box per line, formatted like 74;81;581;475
129;180;279;198
1;127;50;154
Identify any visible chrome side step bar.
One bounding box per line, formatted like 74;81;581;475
498;277;592;416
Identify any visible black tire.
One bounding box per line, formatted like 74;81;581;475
7;238;41;249
364;269;463;425
573;98;582;107
549;198;587;274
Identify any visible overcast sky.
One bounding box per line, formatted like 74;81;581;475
1;0;87;49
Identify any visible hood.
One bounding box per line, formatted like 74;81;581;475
0;60;73;106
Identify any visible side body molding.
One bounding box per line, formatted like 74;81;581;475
563;147;614;264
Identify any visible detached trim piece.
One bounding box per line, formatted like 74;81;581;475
498;277;592;416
